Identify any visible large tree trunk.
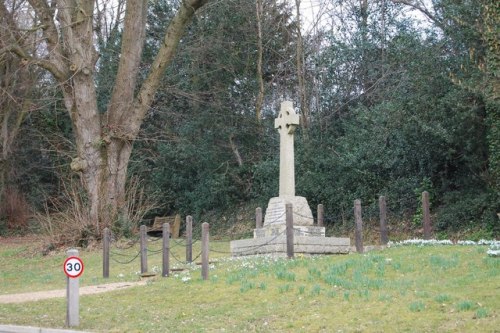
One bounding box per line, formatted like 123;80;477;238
2;0;208;236
98;0;209;230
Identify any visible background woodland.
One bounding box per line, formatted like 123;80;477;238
1;0;498;243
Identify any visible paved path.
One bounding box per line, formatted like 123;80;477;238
0;281;147;304
0;324;90;333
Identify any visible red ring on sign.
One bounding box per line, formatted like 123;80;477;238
63;256;84;278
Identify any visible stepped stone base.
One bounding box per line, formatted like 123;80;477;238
230;195;350;256
230;235;350;256
254;225;325;238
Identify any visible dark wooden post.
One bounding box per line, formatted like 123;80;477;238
317;204;324;227
103;228;110;278
186;215;193;263
140;225;148;274
256;207;263;229
286;203;294;258
162;223;170;277
201;222;209;280
422;191;432;239
379;196;388;245
354;199;364;253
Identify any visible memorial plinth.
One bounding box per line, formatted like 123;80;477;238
230;101;350;256
263;196;313;226
230;235;350;256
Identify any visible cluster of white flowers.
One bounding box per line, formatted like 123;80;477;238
487;241;500;257
456;239;499;246
173;270;192;283
387;238;500;257
487;249;500;257
388;239;453;247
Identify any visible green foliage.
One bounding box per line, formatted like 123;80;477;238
7;0;497;238
475;308;490;318
434;294;451;303
455;300;476;312
409;301;425;312
435;190;498;233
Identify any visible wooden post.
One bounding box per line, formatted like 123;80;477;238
162;223;170;277
201;222;209;280
317;204;324;227
66;249;79;327
354;199;364;253
422;191;432;239
103;228;110;278
286;203;294;258
255;207;263;229
186;215;193;263
140;225;148;274
379;196;388;245
172;214;181;239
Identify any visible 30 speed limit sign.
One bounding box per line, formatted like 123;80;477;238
63;256;84;278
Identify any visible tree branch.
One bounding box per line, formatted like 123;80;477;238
106;0;148;125
129;0;209;131
1;44;67;81
391;0;445;29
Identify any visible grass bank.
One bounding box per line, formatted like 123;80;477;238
0;238;498;332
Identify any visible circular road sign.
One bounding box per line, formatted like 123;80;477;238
63;256;84;278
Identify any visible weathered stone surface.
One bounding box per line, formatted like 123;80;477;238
230;236;350;256
264;196;314;226
254;225;325;238
275;101;300;197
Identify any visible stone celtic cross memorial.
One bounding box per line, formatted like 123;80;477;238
263;101;314;228
275;101;299;197
230;101;350;256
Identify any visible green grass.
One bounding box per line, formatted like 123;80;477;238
0;239;499;332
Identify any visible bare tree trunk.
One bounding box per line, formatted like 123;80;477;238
360;0;369;95
229;134;243;167
295;0;309;130
255;0;264;122
2;0;209;235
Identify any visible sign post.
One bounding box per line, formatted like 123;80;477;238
64;249;84;327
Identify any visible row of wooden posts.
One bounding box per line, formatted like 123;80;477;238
101;191;433;276
102;218;211;280
354;191;432;253
255;192;433;254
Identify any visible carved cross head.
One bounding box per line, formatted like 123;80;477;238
274;101;300;135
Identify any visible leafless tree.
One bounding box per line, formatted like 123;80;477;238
0;0;208;234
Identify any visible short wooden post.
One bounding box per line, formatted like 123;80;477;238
286;203;294;258
201;222;209;280
255;207;263;229
317;204;324;227
422;191;432;239
66;249;79;327
354;199;364;253
172;214;181;239
186;215;193;263
140;225;148;274
379;196;388;245
103;228;110;278
162;223;170;277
